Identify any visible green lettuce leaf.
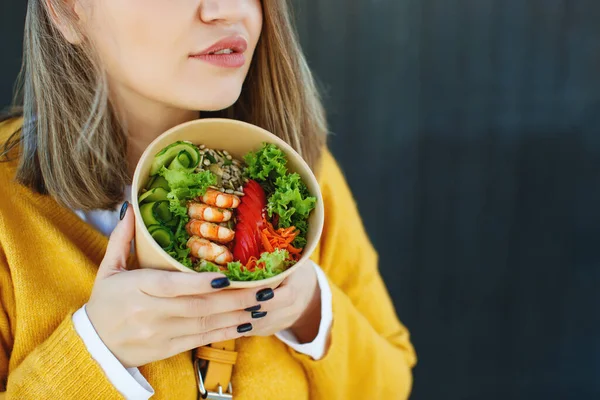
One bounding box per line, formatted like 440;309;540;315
291;235;307;249
166;216;193;268
159;166;216;218
158;166;216;190
267;173;316;241
194;249;292;281
194;260;221;273
244;143;288;182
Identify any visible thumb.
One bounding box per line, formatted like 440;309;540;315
97;201;135;280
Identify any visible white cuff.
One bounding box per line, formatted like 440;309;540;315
72;305;155;400
275;261;333;360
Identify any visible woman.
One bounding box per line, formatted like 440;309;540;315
0;0;416;399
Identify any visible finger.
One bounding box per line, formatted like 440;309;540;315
242;284;296;312
138;270;231;298
97;201;134;280
245;307;295;336
165;309;265;337
161;286;276;317
169;325;252;355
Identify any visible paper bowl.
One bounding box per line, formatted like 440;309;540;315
131;118;324;289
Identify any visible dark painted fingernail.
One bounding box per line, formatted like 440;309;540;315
211;277;230;289
237;323;253;333
119;201;129;221
244;305;261;312
251;311;267;319
256;288;274;302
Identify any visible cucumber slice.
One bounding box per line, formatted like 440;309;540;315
140;201;173;226
167;150;194;171
140;203;159;226
149;175;170;191
138;187;169;204
147;225;162;234
145;176;156;190
165;216;180;228
150;141;200;175
147;225;175;251
154;201;173;223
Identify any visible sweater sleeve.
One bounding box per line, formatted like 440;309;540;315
293;151;417;399
0;249;124;399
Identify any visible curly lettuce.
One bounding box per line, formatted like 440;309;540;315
166;217;193;268
267;173;316;247
244;143;288;183
158;166;216;217
244;144;316;248
195;249;292;281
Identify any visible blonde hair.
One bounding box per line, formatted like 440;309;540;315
1;0;327;210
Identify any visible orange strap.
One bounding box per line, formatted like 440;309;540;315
195;339;237;393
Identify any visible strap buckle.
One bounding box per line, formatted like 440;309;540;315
195;359;233;399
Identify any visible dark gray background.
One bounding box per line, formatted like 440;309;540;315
2;1;600;399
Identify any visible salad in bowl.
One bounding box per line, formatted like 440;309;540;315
131;119;324;289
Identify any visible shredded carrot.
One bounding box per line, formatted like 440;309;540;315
261;231;275;252
286;245;302;254
266;222;277;235
260;219;304;260
279;226;297;236
246;256;259;271
242;219;305;270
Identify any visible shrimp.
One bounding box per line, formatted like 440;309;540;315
201;189;241;209
186;220;235;244
187;202;232;222
187;236;234;265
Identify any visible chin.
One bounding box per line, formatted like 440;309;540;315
179;80;244;112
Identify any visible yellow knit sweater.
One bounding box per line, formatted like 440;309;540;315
0;117;416;399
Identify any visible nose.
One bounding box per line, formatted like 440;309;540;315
199;0;250;25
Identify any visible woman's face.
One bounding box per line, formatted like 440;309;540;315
75;0;263;112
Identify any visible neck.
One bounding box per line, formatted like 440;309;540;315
111;86;199;177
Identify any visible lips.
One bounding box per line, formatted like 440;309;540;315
194;36;248;56
190;36;248;68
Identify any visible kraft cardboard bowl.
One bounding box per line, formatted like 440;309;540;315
131;119;325;289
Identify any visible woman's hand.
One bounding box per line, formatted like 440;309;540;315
246;261;322;343
86;203;277;368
